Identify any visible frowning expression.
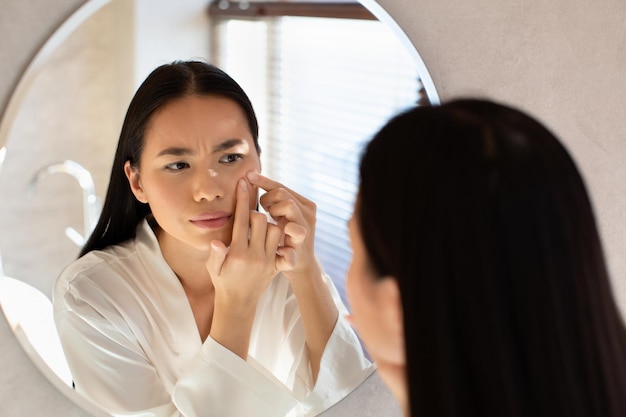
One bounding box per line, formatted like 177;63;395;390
125;94;261;252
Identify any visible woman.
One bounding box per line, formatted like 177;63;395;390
346;98;626;417
53;60;374;417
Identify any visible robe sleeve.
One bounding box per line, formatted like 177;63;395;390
173;337;298;417
292;273;376;415
172;273;375;417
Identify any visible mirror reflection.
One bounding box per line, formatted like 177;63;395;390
0;0;436;415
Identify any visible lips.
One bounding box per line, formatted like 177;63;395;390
190;212;231;229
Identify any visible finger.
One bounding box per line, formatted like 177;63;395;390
230;178;251;250
276;246;297;271
265;223;282;255
247;172;309;205
206;240;228;277
264;199;305;226
282;221;307;245
248;211;269;251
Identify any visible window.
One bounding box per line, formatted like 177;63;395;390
209;0;427;303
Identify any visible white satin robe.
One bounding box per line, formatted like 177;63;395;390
53;220;374;417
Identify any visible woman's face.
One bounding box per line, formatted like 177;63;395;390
346;203;406;410
125;94;261;253
346;209;404;367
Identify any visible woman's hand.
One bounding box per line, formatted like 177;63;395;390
207;178;283;304
206;178;284;358
247;172;338;381
246;172;319;279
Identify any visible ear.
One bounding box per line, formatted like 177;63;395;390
376;276;406;364
124;161;148;204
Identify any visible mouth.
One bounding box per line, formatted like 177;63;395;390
190;212;231;229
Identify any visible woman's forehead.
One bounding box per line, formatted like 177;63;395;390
145;97;252;143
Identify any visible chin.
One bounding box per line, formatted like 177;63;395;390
201;228;232;246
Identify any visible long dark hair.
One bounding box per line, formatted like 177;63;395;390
357;98;626;416
80;60;260;257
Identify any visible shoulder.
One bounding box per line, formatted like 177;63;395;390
54;219;162;298
53;236;145;303
53;220;178;315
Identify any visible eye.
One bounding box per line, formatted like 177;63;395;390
219;153;244;164
164;161;189;171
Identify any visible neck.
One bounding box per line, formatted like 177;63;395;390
155;227;214;295
153;225;215;342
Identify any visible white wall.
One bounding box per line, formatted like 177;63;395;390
133;0;211;86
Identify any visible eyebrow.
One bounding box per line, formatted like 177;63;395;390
212;138;246;152
156;147;191;157
156;138;247;157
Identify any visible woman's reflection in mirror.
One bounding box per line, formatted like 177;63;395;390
346;98;626;417
53;60;374;417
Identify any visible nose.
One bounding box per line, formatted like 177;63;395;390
193;167;225;202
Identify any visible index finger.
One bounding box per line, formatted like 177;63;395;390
246;172;307;203
230;178;250;249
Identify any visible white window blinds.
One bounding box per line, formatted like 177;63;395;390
213;15;423;302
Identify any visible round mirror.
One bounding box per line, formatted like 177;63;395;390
0;0;438;415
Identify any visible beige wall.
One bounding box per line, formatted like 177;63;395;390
1;0;626;415
0;0;133;297
0;0;210;299
389;0;626;313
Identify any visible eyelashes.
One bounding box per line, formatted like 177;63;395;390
164;161;189;171
219;153;244;163
161;152;247;172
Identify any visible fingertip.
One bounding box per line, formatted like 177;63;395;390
239;178;248;191
246;171;259;182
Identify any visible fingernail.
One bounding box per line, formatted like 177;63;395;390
239;179;248;190
246;171;258;181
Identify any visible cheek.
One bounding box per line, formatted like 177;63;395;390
346;261;373;330
141;177;178;203
345;262;360;310
346;259;396;361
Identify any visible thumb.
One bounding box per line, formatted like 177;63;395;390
206;240;228;276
